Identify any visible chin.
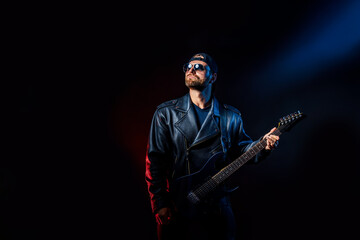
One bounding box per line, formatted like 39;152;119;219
186;79;202;86
186;84;206;91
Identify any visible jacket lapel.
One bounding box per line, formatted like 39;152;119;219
174;94;221;148
191;98;220;148
174;94;199;146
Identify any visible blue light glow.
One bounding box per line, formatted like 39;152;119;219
253;0;360;93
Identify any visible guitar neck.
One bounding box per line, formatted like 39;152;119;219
212;128;282;184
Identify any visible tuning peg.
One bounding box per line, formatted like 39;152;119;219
283;116;287;123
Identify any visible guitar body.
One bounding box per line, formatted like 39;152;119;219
170;151;227;217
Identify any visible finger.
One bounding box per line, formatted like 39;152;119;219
156;215;162;225
160;216;169;225
269;136;279;142
266;141;275;149
273;135;279;140
265;140;272;149
264;128;277;140
267;136;275;143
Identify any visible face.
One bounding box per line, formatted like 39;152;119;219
184;60;213;90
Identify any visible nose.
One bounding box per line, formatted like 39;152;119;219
188;66;196;73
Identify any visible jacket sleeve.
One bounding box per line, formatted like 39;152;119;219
230;114;271;164
145;109;172;214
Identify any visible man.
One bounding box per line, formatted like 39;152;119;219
145;53;279;240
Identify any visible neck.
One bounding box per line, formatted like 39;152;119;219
189;87;212;109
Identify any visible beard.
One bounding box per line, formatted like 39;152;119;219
185;74;206;90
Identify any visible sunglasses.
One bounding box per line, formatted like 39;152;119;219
183;63;208;73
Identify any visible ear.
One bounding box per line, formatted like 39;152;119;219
209;73;217;84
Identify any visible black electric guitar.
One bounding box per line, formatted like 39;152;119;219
170;111;305;215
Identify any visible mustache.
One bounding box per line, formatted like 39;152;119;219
186;73;199;78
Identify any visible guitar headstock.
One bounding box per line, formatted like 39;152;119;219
277;110;305;133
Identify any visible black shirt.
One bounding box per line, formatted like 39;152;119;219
193;102;211;130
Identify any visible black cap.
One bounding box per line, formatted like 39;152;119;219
188;53;218;73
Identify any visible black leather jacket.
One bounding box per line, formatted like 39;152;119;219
145;94;268;213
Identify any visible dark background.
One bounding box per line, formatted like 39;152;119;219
3;0;360;239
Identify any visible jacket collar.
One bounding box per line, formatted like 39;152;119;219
173;93;221;117
174;94;220;148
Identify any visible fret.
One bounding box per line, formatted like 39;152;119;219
235;159;242;168
206;179;215;189
194;188;204;198
229;161;239;172
260;140;267;148
238;158;246;166
249;149;256;156
226;166;234;176
203;183;210;192
199;182;211;195
208;178;217;188
196;178;218;197
253;144;262;153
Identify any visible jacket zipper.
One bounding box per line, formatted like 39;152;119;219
188;132;220;151
184;137;191;174
185;132;220;174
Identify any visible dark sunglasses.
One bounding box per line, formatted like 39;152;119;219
183;63;208;73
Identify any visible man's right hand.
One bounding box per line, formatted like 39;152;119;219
155;207;172;225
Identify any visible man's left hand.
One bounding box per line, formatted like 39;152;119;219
263;127;280;151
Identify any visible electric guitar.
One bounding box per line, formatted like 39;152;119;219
171;111;305;215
